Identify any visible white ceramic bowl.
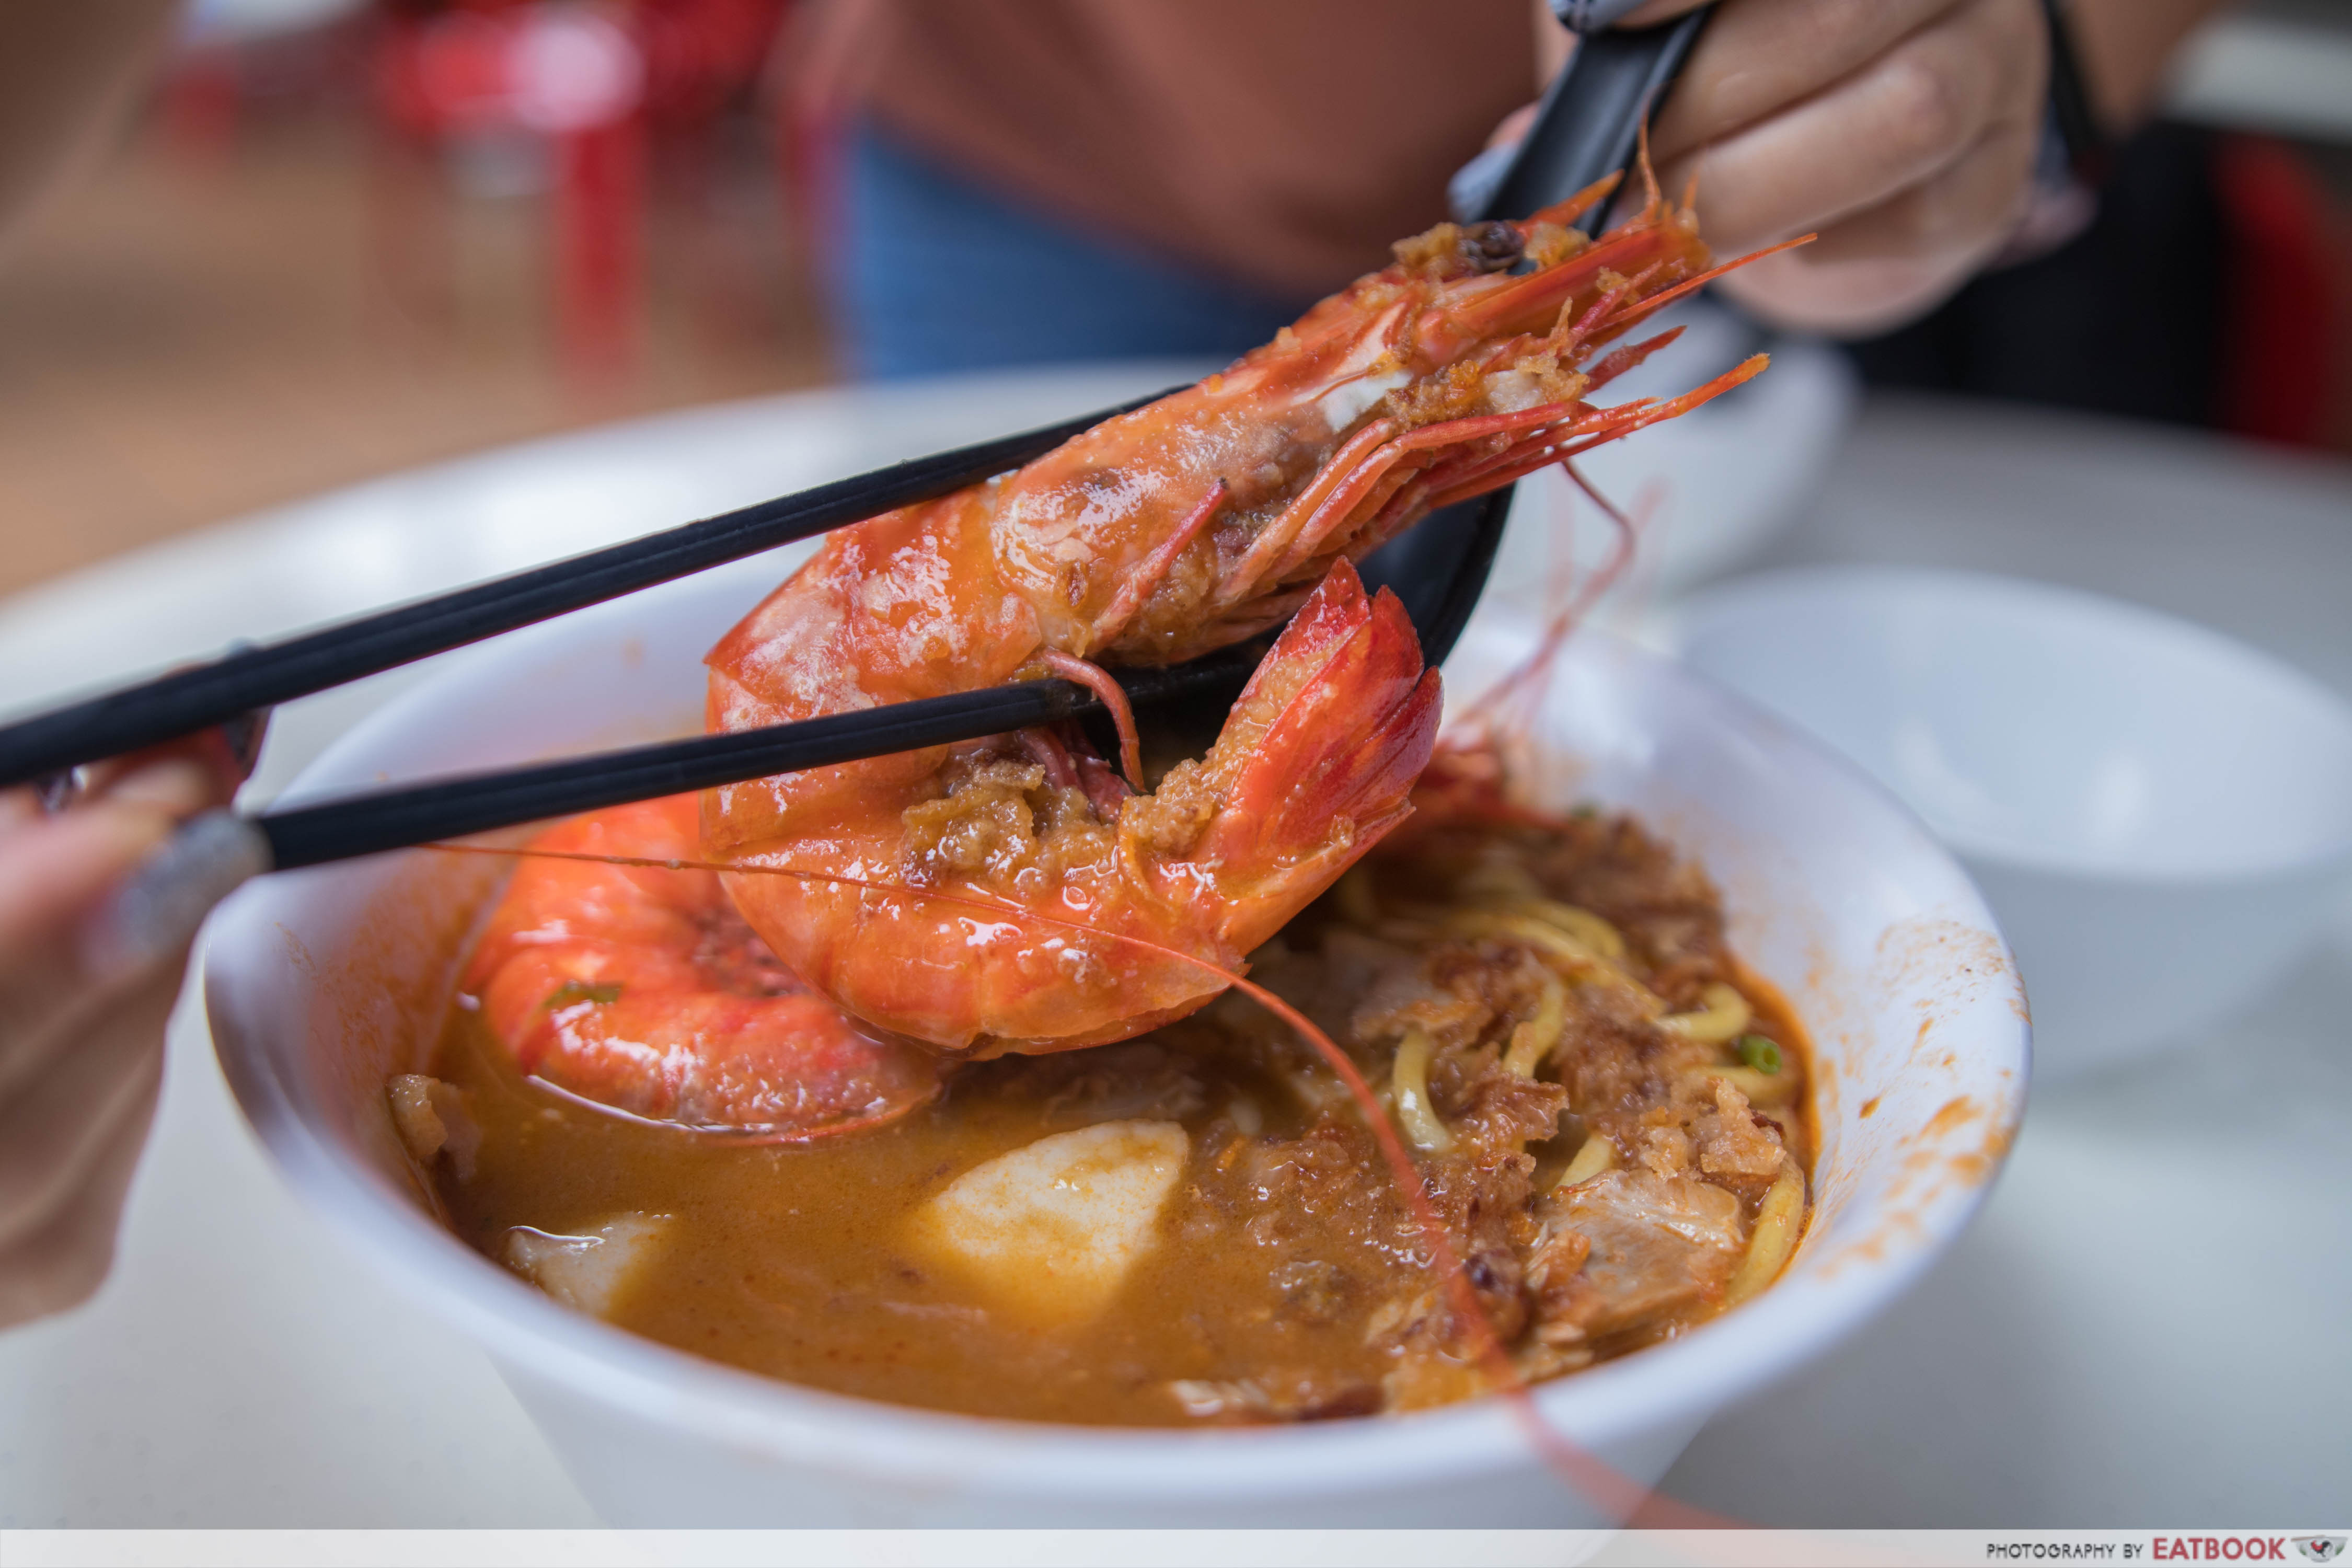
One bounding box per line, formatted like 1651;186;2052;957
1671;566;2352;1079
204;563;2025;1527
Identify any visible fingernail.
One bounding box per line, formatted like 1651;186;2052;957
81;811;274;983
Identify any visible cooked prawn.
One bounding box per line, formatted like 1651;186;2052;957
706;176;1773;1059
460;794;941;1137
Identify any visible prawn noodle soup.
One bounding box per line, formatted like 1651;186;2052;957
399;751;1813;1428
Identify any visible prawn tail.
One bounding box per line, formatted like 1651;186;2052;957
1192;559;1443;929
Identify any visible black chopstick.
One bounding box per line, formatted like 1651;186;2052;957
246;485;1512;872
253;648;1264;870
1480;8;1712;229
0;387;1181;791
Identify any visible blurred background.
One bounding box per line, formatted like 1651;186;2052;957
0;0;824;598
1;0;2346;602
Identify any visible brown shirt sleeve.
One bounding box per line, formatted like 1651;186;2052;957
805;0;1541;299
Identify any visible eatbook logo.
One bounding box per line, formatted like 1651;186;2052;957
2296;1539;2347;1564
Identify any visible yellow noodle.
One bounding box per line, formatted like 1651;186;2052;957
1390;1027;1455;1152
1553;1129;1615;1188
1435;910;1665;1014
1687;1063;1801;1106
1505;910;1659;1014
1502;972;1569;1077
1659;981;1752;1043
1726;1157;1806;1305
1514;899;1627;961
1436;907;1602;967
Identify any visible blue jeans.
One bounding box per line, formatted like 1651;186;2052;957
833;125;1313;379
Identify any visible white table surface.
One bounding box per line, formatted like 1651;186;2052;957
1;380;2345;1528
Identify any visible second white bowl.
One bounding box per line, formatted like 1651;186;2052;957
1672;566;2352;1077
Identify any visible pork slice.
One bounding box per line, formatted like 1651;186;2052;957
1534;1169;1745;1341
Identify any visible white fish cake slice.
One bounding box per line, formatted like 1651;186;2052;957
913;1120;1189;1325
502;1214;667;1318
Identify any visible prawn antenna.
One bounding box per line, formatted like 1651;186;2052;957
1448;456;1651;757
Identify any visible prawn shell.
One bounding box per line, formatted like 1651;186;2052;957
462;796;942;1139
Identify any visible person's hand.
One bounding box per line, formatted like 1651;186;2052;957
1610;0;2055;334
0;735;258;1329
1514;0;2053;336
1629;0;2048;334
